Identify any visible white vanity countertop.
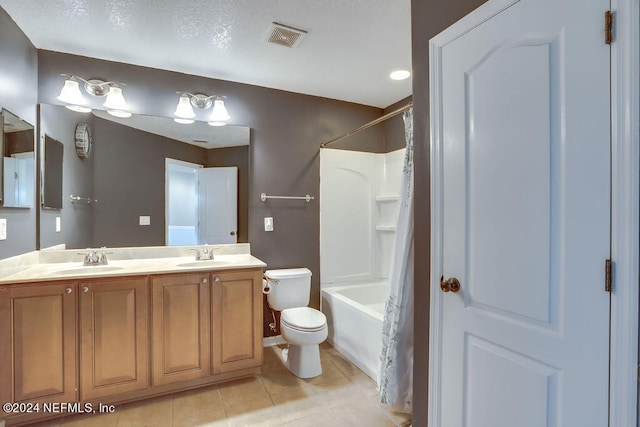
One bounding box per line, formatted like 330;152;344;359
0;244;267;285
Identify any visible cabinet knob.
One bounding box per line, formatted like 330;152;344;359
202;277;208;284
214;276;220;282
82;286;89;293
65;287;73;294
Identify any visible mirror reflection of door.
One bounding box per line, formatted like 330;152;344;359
197;167;238;245
2;109;35;208
3;152;34;207
165;159;238;246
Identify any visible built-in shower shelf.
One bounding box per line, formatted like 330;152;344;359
375;195;400;202
376;225;396;232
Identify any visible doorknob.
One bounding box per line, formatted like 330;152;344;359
230;231;236;236
440;276;461;293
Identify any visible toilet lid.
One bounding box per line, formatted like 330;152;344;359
281;307;326;331
265;268;312;280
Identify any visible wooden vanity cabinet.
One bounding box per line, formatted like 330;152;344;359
150;269;263;383
79;277;149;400
150;273;211;386
0;282;77;407
0;267;263;426
211;269;263;373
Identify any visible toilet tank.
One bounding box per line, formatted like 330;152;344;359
265;268;312;311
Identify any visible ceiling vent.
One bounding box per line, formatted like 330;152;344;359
267;22;307;48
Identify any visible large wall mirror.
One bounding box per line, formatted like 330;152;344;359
39;104;250;250
1;109;35;208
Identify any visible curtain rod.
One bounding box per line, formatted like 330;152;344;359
320;102;413;148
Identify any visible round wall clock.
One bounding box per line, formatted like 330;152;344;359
74;123;92;159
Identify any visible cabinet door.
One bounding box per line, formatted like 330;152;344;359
151;274;210;385
79;277;148;400
212;269;263;373
0;283;77;405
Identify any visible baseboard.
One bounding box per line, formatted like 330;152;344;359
263;335;287;347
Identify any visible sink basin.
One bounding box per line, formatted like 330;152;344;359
176;260;228;268
53;266;124;275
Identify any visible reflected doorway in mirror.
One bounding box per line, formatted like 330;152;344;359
2;109;35;208
165;158;238;246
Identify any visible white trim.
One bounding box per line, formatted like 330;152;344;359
428;27;445;427
609;1;640;426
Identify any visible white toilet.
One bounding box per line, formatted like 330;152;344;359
264;268;328;378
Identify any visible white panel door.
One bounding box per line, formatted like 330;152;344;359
197;167;238;244
430;1;610;426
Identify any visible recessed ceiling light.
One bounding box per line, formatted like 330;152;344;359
390;70;411;80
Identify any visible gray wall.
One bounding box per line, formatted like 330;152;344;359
411;0;487;425
384;96;413;153
0;8;38;258
92;116;207;247
327;95;410;153
39;104;95;249
37;50;385;310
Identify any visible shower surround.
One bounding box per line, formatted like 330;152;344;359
319;147;404;380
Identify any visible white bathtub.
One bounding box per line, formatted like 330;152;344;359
321;280;388;381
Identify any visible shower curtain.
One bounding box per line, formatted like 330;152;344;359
378;108;414;414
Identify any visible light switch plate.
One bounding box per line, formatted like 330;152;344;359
0;218;6;240
139;216;151;226
264;217;274;232
56;217;61;232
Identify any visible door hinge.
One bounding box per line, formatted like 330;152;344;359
605;259;612;292
605;10;613;45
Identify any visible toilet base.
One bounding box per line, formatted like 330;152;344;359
281;344;322;379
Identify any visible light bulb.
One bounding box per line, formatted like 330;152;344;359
103;86;128;110
174;93;196;119
57;77;90;112
209;97;230;123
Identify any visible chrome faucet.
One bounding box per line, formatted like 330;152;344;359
79;248;111;266
190;245;218;261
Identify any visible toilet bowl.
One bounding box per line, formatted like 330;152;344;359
280;307;328;378
264;268;328;378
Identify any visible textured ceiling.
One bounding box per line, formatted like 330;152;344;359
0;0;412;108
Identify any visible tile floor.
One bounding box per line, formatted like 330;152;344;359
29;343;412;427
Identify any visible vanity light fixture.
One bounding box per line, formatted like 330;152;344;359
57;74;131;117
173;92;231;126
